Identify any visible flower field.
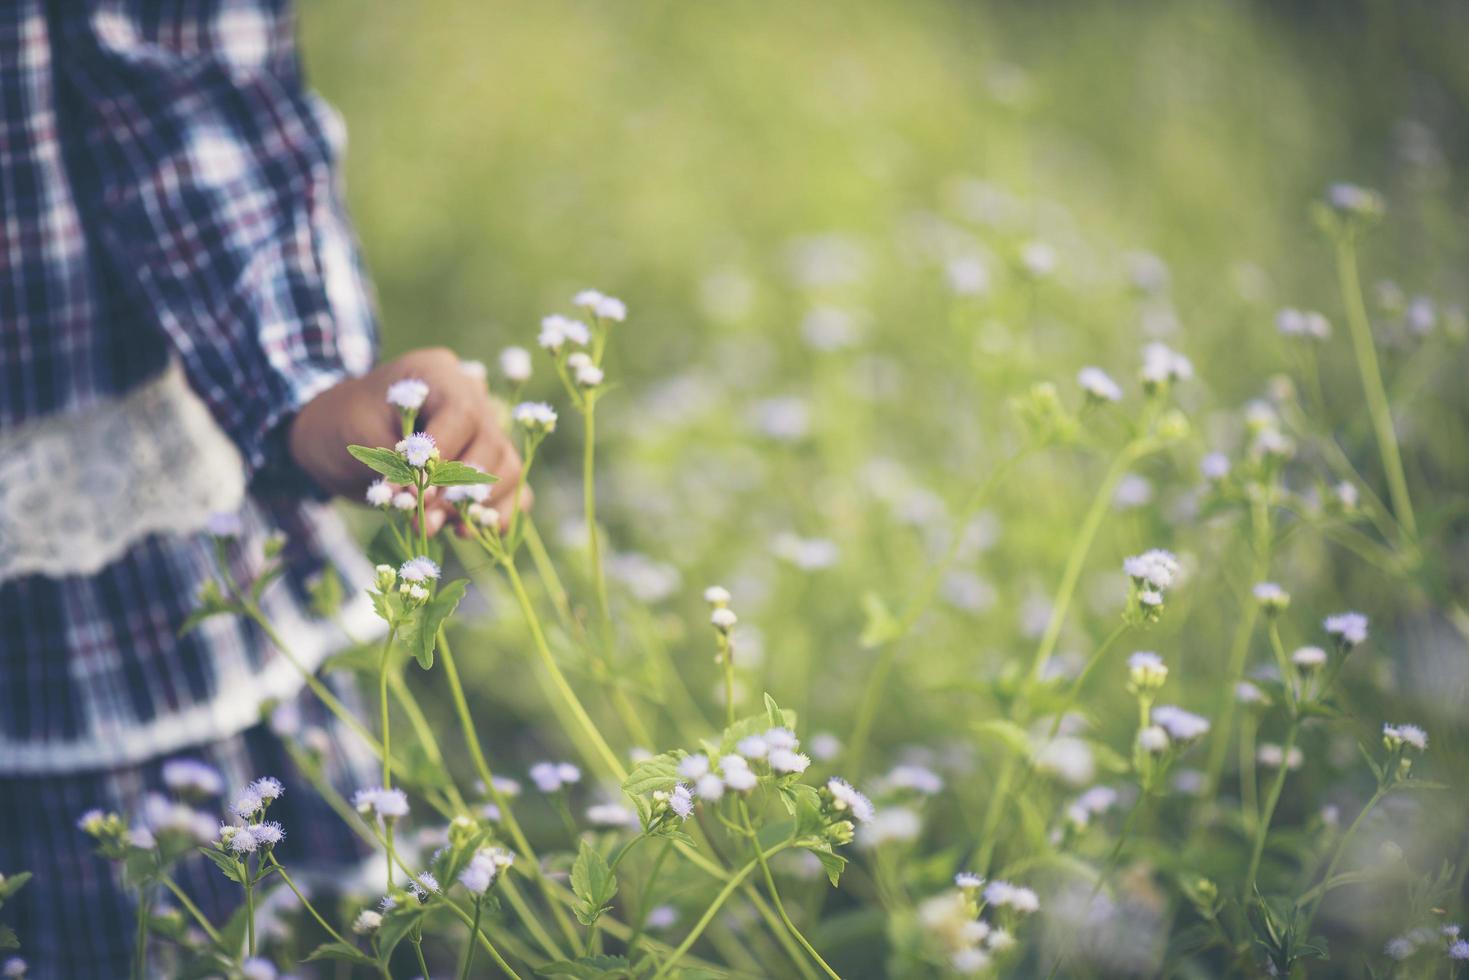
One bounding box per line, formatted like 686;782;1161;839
17;2;1469;977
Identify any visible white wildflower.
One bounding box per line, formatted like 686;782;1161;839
386;378;430;411
1077;366;1123;403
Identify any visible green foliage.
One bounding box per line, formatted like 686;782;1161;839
571;840;619;927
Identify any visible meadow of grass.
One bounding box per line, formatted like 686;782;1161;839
57;2;1469;977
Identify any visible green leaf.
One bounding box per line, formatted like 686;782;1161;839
348;444;416;484
858;591;901;648
571;840;619;926
535;955;634;978
429;460;500;487
0;871;32;901
809;846;848;887
400;579;468;670
376;907;426;963
621;751;683;798
974;718;1032;759
305;940;377;966
307;564;345;620
201;847;244;884
0;924;16;950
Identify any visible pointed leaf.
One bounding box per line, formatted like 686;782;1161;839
429;461;500;487
348;445;416;484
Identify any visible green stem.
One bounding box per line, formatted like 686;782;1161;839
503;562;626;780
266;856;351;946
847;448;1030;774
1298;785;1388;932
583;401;613;634
159;875;223;947
378;626;399;890
416;471;429;555
1244;719;1300;895
435;630;580;954
652;845;789;979
627;839;674;956
460;897;483;980
132;888;150;980
1335;235;1416;540
740;803;841;979
720;633;736;727
244;870;256;957
412;935;430;980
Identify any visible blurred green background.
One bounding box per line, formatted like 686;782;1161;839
300;2;1469;974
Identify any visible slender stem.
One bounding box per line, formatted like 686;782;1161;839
244;872;256;957
266;856;351;946
847;448;1029;774
386;853;524;980
378;627;399;890
132;888;150;980
583;401;613;633
522;518;576;630
652;846;789;979
1244;720;1300;895
972;440;1145;873
412;935;430;979
416;472;429;555
740;802;841;980
720;632;736;727
628;839;674;956
1240;714;1260;833
1299;786;1388;932
460;898;483;980
1202;490;1273;797
435;631;580;953
1335;235;1416;539
504;561;626;780
159;875;223;947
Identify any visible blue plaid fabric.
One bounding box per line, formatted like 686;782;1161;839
0;3;383;975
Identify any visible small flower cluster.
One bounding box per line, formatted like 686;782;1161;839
1123;548;1180;621
918;873;1037;974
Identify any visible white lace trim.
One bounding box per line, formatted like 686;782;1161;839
0;362;247;583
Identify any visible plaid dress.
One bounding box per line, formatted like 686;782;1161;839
0;3;384;975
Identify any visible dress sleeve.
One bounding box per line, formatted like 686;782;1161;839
54;2;378;486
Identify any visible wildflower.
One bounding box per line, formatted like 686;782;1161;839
1152;705;1210;743
365;479;393;507
252;821;285;847
1077;366;1123;403
1138;726;1170;754
678;754;711;780
668;784;695;820
221;825;259;854
77;809;113;836
395;432;438;468
1384;936;1416;960
499;346;532;383
772;533;840;570
710;607;737;632
386;378;430;411
460;359;488;382
855;806;922;849
1020;241;1056;278
1451;940;1469;960
987;927;1016;952
398;556;441;583
826;778;876;822
205;512;243;538
723;766;758;792
983;880;1040;913
444;478;491;504
539;314;591;352
1251;427;1295;462
127;827;156;849
1383;723;1428;751
695;773;725;801
809;733;842;761
1140;341;1193;388
529;761;581;793
769;748;811;774
162;759;224;798
1253;582;1290;613
352;787;410;820
646;905;678;929
513;401;558;433
575;361;605;388
1324;611;1369;647
955;871;984;890
765;727;799;750
240;958;277;980
1256;743;1303;770
884;764;944;795
1200;452;1230;481
1124;549;1179;591
575;290;627;321
139;794;217;844
1291;646;1327;670
1325;182;1385;220
229;790;263;820
1276;308;1331;340
458;851;499;895
391;490;417;511
1236;681;1266;705
946;255;989;296
736;735;768;759
2;958;26;978
353;909;383;934
951;948;992;974
704;585;732;606
1127;651;1168;691
250;777;283;801
1334;481;1359;510
410;872;440;901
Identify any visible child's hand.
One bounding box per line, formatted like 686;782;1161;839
288;347;528;536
